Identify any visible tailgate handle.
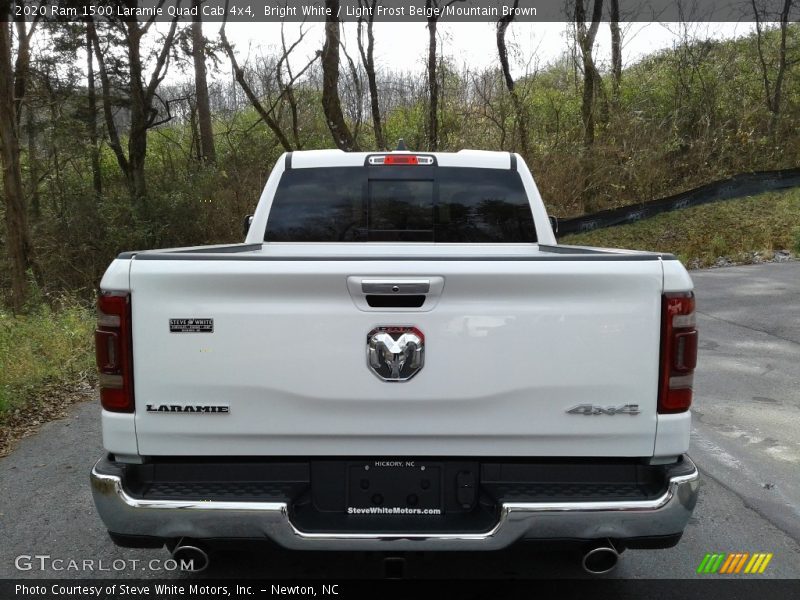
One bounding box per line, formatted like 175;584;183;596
361;280;430;294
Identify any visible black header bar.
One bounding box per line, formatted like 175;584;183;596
3;579;800;600
5;0;799;23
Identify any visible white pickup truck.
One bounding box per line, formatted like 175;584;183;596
91;149;699;574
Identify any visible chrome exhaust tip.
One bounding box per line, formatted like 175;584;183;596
582;543;620;575
171;540;210;572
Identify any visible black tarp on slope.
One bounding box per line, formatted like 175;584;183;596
556;168;800;237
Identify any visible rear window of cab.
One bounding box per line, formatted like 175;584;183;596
265;166;537;243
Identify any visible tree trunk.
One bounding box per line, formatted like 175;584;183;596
0;20;35;311
753;0;793;138
192;0;215;162
357;0;385;150
188;98;201;160
47;96;66;214
25;102;40;219
88;20;130;182
14;14;42;218
13;17;29;128
581;53;596;147
340;39;363;140
496;1;530;158
575;0;604;148
321;0;359;151
85;21;102;198
126;20;149;205
609;0;622;106
769;0;792;137
426;3;439;151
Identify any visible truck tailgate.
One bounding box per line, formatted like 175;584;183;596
129;253;664;457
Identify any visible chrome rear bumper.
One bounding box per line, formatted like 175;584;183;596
90;456;698;551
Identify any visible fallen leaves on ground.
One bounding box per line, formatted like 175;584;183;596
0;378;96;458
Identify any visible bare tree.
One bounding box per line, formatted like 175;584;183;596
339;37;364;141
24;90;40;217
277;23;305;149
87;20;126;183
496;0;531;158
89;5;179;206
752;0;795;137
321;0;359;150
220;13;320;152
471;67;510;148
425;0;440;150
192;0;216;162
575;0;605;147
0;9;38;311
357;0;385;149
609;0;622;105
219;25;292;151
423;0;465;151
85;19;102;198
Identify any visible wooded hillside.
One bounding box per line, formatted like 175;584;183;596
0;1;798;310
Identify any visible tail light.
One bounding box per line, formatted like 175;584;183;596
95;293;134;412
658;292;698;413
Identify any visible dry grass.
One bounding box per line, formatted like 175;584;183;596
561;188;800;268
0;303;96;455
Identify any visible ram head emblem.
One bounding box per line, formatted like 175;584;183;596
367;326;424;381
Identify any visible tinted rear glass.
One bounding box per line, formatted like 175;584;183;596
265;166;536;243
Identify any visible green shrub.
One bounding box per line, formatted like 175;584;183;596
0;302;95;418
792;227;800;256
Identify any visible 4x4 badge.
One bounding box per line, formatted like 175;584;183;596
566;404;640;415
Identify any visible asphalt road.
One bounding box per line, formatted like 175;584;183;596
1;262;799;580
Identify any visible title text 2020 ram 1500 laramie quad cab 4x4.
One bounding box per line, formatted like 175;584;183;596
90;149;699;574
